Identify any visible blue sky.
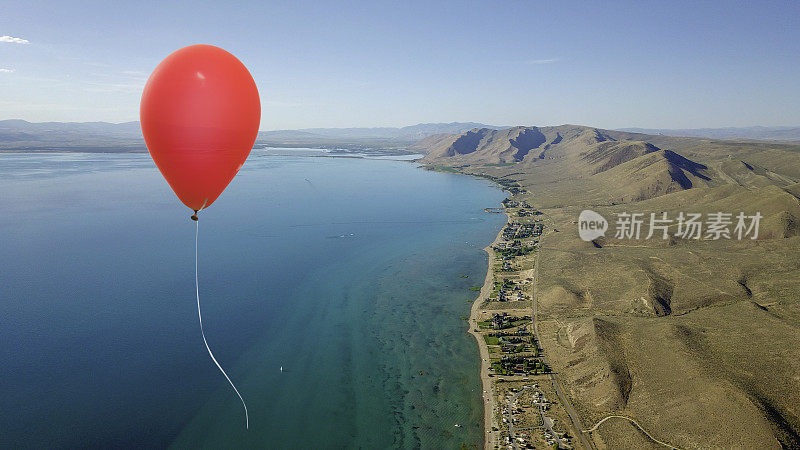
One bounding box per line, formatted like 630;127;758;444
1;1;798;130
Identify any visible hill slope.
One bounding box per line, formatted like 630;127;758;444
420;123;800;448
258;122;503;146
618;126;800;141
419;124;718;202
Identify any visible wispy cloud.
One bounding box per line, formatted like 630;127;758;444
0;35;30;44
0;68;14;73
526;58;560;65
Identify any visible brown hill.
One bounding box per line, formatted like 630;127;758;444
419;126;557;164
420;124;717;203
580;140;659;173
592;149;712;202
423;123;800;448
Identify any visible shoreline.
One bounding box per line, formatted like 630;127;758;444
468;206;510;449
465;184;583;449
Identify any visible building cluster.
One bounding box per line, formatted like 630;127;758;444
493;201;545;275
516;208;540;217
496;180;525;195
500;384;572;449
507;222;543;239
496;224;541;263
494;277;531;302
481;198;574;449
533;386;572;449
499;335;531;354
501;198;532;209
493;356;549;376
489;312;532;330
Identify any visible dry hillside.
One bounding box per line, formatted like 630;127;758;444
419;125;800;449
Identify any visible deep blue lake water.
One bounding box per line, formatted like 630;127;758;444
0;150;506;448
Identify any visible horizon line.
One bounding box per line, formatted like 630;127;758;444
2;118;799;132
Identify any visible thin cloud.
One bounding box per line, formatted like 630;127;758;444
0;35;30;44
0;68;14;73
526;58;559;64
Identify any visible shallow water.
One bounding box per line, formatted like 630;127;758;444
0;150;505;448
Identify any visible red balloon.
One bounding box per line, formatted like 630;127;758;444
140;44;261;212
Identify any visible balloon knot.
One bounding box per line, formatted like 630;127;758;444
191;210;199;221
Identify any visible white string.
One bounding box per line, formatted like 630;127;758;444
195;219;249;429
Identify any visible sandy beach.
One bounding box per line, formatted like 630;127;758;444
468;209;510;449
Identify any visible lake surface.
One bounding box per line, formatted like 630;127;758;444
0;150;506;448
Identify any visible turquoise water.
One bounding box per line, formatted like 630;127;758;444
0;150;505;448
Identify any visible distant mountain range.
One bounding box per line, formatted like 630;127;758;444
3;119;799;152
617;126;800;141
0;120;502;151
0;119;144;150
257;122;503;146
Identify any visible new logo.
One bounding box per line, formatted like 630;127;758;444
578;210;608;241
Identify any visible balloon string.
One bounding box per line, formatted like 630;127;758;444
195;219;249;429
